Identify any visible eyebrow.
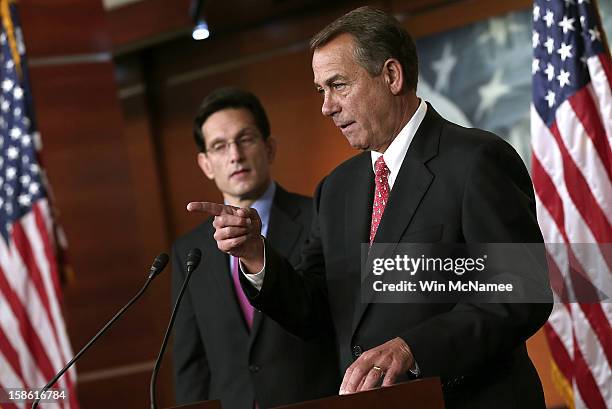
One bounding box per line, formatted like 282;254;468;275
207;127;256;145
314;74;345;89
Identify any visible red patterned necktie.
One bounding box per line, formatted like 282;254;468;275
370;156;390;243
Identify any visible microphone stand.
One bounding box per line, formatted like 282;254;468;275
31;253;168;409
150;249;201;409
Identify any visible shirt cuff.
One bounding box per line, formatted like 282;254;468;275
409;360;421;377
239;242;266;291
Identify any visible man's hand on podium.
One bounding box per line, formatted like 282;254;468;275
339;337;415;395
187;202;265;273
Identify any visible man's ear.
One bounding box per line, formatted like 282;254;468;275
197;152;215;180
382;58;404;95
265;136;277;163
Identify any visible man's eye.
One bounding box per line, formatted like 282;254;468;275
332;83;345;90
211;143;225;151
239;135;256;144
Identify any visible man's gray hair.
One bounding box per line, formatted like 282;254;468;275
310;6;418;91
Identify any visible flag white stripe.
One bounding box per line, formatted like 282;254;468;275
573;379;588;409
531;106;593;242
0;296;44;389
0;328;25;390
586;56;612;142
602;302;612;325
533;193;578;301
532;117;609;295
0;351;26;409
0;231;70;395
555;101;612;225
23;203;76;381
548;303;574;360
571;303;612;404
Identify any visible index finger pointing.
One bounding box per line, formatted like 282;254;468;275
187;202;237;216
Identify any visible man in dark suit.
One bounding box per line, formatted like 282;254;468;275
188;8;552;409
172;87;339;409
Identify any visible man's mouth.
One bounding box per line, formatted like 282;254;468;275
230;169;250;178
338;121;355;131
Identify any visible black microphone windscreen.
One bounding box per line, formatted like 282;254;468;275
150;253;170;278
185;248;202;271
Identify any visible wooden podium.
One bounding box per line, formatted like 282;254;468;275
168;377;444;409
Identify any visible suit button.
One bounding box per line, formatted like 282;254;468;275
352;345;363;358
248;365;260;373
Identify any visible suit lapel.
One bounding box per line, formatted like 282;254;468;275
345;153;375;274
202;223;252;335
249;186;303;348
266;187;302;263
351;105;442;336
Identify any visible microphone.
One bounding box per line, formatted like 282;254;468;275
31;253;169;409
150;248;202;409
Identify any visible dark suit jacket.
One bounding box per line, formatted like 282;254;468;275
172;186;340;409
242;105;553;409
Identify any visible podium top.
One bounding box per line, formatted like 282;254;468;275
273;378;444;409
168;378;444;409
169;400;222;409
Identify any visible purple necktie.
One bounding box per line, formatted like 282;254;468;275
231;257;258;408
231;256;254;328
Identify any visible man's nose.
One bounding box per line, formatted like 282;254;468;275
228;141;244;162
321;94;340;117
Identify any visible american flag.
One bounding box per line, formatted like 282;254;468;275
0;2;79;409
531;0;612;408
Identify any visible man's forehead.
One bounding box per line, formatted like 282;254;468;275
202;109;257;139
312;35;356;83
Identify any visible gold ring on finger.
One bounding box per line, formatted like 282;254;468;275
372;365;385;376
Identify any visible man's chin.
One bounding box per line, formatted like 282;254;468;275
347;138;369;151
230;184;261;200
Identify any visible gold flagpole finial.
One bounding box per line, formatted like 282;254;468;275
0;0;22;77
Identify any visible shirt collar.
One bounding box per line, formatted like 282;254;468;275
371;99;427;189
250;181;275;237
227;181;275;268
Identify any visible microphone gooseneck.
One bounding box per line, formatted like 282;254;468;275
150;248;202;409
31;253;169;409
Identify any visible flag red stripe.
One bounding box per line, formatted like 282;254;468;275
0;398;19;409
33;204;62;306
0;265;56;385
573;332;608;409
0;265;67;409
0;326;28;388
598;53;612;92
532;152;611;403
544;321;574;381
32;205;79;403
567;88;612;182
11;223;66;361
579;303;612;365
11;221;75;408
549;122;612;242
546;250;570;300
532;154;597;292
532;154;566;234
